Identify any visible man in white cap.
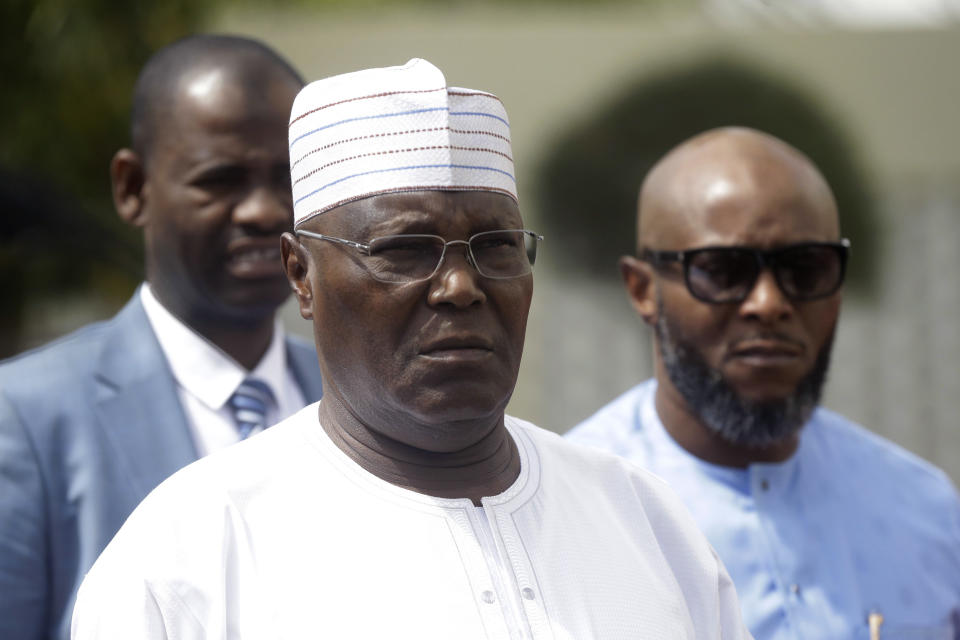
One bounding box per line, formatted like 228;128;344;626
71;59;751;639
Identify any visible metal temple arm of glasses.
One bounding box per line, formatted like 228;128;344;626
295;230;370;253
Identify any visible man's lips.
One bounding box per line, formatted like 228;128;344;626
726;338;804;365
226;237;284;278
419;335;494;358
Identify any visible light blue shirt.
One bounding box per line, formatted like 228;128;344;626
568;380;960;640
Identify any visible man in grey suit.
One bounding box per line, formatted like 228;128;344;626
0;35;322;640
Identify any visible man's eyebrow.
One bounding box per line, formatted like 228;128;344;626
471;209;519;228
362;209;437;235
177;149;234;170
184;162;248;182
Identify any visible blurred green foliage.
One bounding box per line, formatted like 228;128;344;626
0;0;213;356
534;56;877;298
2;0;220;192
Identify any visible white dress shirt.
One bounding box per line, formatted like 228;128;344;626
140;284;306;455
72;406;751;639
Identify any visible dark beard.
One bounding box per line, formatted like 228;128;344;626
655;303;834;448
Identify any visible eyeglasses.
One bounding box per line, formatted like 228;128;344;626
640;240;850;304
296;229;543;284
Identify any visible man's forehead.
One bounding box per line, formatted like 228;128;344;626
181;67;242;109
165;63;297;129
316;190;522;236
640;130;839;247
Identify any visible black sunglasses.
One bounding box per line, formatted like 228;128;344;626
640;240;850;304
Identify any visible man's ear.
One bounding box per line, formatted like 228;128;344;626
282;232;314;320
619;255;657;326
111;148;148;227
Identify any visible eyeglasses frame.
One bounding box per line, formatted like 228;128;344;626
295;228;543;283
639;238;851;304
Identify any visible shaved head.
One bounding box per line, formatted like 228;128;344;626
130;34;303;163
637;127;840;251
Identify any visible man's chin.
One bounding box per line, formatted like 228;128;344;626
215;285;291;321
722;358;811;394
723;381;803;407
405;393;509;427
655;307;834;449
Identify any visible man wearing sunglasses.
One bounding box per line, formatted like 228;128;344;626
568;127;960;639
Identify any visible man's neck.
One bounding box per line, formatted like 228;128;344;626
654;378;799;468
146;284;276;371
190;317;276;371
318;391;521;507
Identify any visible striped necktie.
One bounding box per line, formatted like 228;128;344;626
228;378;275;439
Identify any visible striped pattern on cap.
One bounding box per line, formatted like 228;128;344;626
289;58;517;226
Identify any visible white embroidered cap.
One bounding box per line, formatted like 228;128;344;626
288;58;517;227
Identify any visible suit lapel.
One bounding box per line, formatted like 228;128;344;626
93;295;199;499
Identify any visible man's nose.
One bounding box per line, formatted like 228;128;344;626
738;268;793;323
427;244;486;309
233;185;293;232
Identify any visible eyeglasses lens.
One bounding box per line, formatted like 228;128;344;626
685;245;844;302
367;235;445;283
687;250;758;302
775;246;843;300
471;230;537;279
366;231;537;283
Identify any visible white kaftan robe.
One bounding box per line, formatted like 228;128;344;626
72;404;750;639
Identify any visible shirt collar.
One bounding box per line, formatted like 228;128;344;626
641;380;806;494
140;283;287;411
641;380;752;493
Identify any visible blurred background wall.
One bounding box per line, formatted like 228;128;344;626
4;0;960;482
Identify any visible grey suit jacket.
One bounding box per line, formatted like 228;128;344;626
0;294;323;640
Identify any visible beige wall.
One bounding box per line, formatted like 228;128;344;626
221;4;960;483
